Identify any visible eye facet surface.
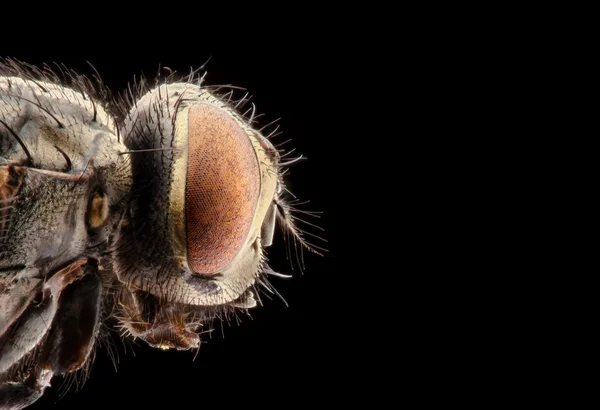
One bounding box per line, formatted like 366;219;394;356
185;103;260;274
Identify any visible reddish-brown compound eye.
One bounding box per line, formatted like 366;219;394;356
185;104;260;274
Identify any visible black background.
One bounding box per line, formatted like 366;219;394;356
2;48;339;407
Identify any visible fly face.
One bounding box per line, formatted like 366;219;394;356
113;83;281;348
0;59;319;408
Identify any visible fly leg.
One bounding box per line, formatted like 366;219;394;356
0;260;102;409
0;260;88;373
0;367;53;410
38;260;102;374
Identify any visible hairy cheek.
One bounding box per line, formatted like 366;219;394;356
185;104;259;274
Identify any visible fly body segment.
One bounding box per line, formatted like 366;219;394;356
0;58;323;409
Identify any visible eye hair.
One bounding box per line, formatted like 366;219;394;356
263;267;293;279
258;117;282;133
278;154;306;167
257;276;289;307
274;194;327;272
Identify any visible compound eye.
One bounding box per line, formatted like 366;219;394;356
185;104;260;274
